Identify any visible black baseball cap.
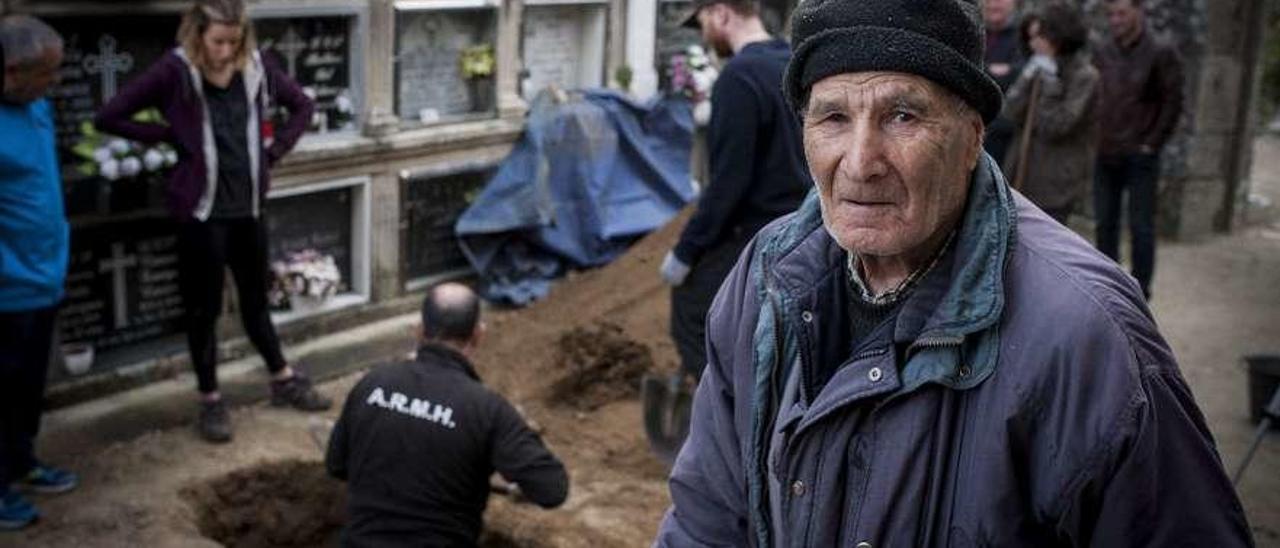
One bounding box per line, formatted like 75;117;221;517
680;0;758;29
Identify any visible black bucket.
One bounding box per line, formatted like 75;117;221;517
1245;354;1280;425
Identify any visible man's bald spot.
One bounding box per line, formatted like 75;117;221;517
421;282;480;343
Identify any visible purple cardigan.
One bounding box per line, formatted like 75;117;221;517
95;48;314;220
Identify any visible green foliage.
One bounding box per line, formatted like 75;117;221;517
459;44;495;80
614;65;633;93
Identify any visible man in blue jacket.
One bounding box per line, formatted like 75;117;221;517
659;0;810;379
0;15;79;532
656;0;1252;545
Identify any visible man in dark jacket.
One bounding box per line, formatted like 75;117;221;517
1093;0;1184;300
659;0;810;379
982;0;1024;166
656;0;1251;546
326;283;568;547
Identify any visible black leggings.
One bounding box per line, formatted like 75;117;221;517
179;217;286;394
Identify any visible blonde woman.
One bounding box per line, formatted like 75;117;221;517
96;0;326;443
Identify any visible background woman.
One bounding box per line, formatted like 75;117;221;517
95;0;327;443
1002;1;1101;224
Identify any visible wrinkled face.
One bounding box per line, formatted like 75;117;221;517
802;72;983;258
201;22;243;70
1106;1;1143;40
2;47;63;104
983;0;1016;30
697;4;733;58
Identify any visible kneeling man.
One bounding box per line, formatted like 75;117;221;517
328;283;568;547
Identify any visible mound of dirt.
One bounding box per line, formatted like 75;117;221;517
183;459;345;548
547;323;654;410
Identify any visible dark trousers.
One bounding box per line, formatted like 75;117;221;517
179;217;286;394
671;231;752;380
1094;154;1159;298
0;304;58;488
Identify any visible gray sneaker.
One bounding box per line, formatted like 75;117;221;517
198;400;233;443
270;373;332;411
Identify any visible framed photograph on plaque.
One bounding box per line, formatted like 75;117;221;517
395;2;499;125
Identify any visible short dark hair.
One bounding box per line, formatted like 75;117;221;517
421;283;480;343
1021;2;1089;58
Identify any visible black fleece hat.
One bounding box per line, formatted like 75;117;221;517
784;0;1003;124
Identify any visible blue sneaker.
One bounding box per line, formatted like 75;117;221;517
16;465;78;495
0;490;38;531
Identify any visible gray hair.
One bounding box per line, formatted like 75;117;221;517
0;15;63;70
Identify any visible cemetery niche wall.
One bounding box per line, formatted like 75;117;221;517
395;4;499;125
519;1;608;100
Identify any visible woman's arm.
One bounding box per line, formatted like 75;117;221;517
93;56;175;144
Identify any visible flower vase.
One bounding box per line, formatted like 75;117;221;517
468;77;495;113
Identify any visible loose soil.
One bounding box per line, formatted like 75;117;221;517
547;323;653;411
184;460;345;548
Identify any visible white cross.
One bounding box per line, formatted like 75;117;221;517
98;242;137;329
273;25;308;78
83;35;135;103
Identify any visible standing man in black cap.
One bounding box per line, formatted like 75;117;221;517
656;0;1251;545
659;0;810;380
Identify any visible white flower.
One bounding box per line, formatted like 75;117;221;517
99;158;121;180
302;86;318;100
93;146;113;164
687;44;705;57
143;149;165;171
120;156;142;177
163;149;178;167
108;138;130;156
692;69;718;94
335;93;353;113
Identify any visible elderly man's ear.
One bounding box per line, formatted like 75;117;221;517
967;117;987;172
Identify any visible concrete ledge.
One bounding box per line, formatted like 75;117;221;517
41;312;419;452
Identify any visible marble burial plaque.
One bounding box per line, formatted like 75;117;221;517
395;8;498;122
521;4;606;99
257;16;356;133
403;168;492;280
59;218;185;355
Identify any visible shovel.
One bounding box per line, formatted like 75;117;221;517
643;370;696;465
1233;384;1280;485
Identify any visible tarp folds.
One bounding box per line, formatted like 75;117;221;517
456;89;695;305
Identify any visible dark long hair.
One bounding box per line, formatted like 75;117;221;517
1020;2;1088;58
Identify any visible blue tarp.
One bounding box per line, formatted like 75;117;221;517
456;90;696;305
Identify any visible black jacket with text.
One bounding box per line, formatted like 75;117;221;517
327;343;568;547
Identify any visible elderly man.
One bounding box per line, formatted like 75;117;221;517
326;282;568;546
656;0;1251;546
0;15;78;532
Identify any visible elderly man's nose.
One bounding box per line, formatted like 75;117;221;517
840;125;889;182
